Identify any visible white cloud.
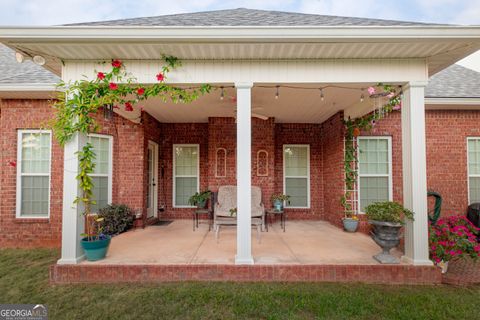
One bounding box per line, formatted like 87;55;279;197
0;0;478;25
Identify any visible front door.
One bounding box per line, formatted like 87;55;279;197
147;141;159;219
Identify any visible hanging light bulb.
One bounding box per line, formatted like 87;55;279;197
220;86;224;100
275;85;280;99
320;89;325;101
360;93;365;103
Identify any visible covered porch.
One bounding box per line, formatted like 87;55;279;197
82;220;401;265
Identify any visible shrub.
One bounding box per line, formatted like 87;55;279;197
97;204;135;236
429;215;480;263
364;201;414;224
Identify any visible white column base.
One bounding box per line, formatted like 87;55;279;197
235;255;255;265
57;255;85;265
401;255;433;266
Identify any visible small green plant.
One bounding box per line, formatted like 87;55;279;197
364;201;414;225
229;208;237;217
188;190;211;208
271;194;290;202
80;214;106;242
97;204;135;236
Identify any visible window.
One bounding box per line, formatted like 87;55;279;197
173;144;199;207
283;145;310;208
358;137;392;211
16;130;51;218
88;134;112;213
467;138;480;203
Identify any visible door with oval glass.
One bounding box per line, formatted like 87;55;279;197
147;141;159;219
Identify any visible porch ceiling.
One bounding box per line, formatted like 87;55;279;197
119;83;368;123
1;26;480;76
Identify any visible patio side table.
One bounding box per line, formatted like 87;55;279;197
193;209;212;231
265;209;286;232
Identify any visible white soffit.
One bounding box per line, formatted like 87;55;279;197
1;26;480;76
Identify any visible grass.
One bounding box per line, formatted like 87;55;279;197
0;249;479;319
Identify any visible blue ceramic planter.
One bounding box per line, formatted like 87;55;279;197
273;199;283;211
342;218;359;232
81;236;111;261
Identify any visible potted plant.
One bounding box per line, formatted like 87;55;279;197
429;215;480;273
364;201;414;264
81;214;111;261
342;214;359;232
188;190;211;208
271;194;290;211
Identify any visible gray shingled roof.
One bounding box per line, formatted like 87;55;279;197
65;8;441;27
426;64;480;98
0;44;59;85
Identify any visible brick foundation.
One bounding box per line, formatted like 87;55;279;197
49;263;441;284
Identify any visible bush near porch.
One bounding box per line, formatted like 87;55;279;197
1;249;479;319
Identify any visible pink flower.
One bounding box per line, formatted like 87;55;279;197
393;105;401;111
367;86;376;95
111;59;122;68
109;82;118;90
8;160;16;167
97;72;105;80
137;87;145;95
125;102;133;112
156;73;164;82
387;92;395;98
474;245;480;253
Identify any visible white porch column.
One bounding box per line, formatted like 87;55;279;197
401;81;432;265
235;82;254;265
57;132;87;264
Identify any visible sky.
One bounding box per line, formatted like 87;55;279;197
0;0;479;69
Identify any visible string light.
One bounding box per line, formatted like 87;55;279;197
220;86;224;100
275;85;280;99
360;93;365;103
320;89;325;101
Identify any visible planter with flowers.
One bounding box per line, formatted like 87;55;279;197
429;215;480;273
81;214;111;261
271;194;290;211
364;201;414;264
342;214;359;232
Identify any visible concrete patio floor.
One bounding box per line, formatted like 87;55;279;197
83;220;403;265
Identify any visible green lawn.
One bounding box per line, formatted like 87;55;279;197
0;249;478;319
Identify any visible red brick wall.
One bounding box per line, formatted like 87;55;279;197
274;122;323;219
0;99;147;248
158;123;209;219
321;112;345;227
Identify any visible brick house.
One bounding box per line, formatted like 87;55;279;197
1;9;480;281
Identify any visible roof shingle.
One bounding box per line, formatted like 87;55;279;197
65;8;443;27
0;45;59;85
426;64;480;98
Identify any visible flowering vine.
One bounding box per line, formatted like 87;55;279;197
52;57;211;216
341;84;402;216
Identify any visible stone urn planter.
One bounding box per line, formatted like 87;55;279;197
369;220;402;264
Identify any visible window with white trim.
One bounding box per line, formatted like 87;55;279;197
358;137;392;211
173;144;199;207
467;138;480;203
283;145;310;208
88;134;113;213
16;130;51;218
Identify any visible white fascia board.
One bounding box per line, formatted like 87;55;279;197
0;84;58;91
425;97;480;105
1;26;480;42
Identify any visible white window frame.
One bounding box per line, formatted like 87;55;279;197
466;137;480;204
357;136;393;213
283;144;310;209
16;129;52;219
173;144;200;208
87;133;113;210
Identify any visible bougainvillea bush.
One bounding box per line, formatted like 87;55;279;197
429;215;480;264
